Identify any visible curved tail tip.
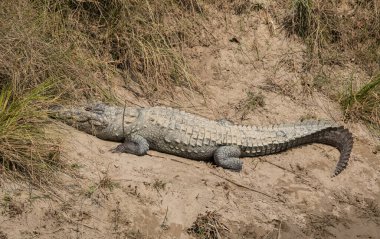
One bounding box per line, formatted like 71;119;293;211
331;128;353;177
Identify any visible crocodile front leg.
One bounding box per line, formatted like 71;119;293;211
111;134;149;156
214;146;243;171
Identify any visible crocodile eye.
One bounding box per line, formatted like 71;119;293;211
85;104;106;114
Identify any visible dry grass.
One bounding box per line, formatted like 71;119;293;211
236;91;265;120
0;0;207;183
39;0;205;98
0;0;114;100
187;211;229;239
341;73;380;128
152;179;167;192
283;0;379;128
1;194;24;218
205;0;264;14
284;0;379;74
284;0;344;62
0;82;62;184
0;0;205;99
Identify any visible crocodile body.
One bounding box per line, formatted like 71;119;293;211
51;103;353;176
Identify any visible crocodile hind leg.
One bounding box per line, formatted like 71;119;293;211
214;146;243;171
111;134;149;156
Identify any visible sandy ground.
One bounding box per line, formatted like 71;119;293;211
1;4;379;239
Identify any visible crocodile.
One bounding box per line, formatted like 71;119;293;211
50;103;353;176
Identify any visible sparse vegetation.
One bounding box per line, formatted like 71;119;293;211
236;91;265;119
312;72;330;91
85;174;118;197
299;113;317;122
284;0;380;74
333;190;380;224
305;213;349;238
84;185;97;198
284;0;379;129
341;73;380;127
152;179;167;193
99;174;119;191
1;194;24;218
187;211;229;239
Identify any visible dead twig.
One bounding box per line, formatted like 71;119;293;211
161;206;169;230
277;220;282;239
148;152;285;202
260;158;295;174
209;171;285;203
43;228;65;234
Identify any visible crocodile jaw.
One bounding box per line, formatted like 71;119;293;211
49;104;125;141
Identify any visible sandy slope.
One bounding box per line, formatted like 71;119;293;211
1;4;379;239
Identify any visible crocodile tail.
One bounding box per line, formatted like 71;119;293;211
314;127;353;176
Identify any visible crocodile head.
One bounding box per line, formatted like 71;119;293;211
49;103;138;141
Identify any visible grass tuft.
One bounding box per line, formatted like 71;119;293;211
152;179;167;193
284;0;379;74
187;211;229;239
284;0;340;60
236;91;265;120
341;73;380;128
0;82;62;184
288;0;313;39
